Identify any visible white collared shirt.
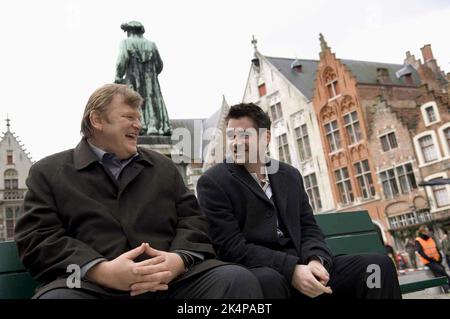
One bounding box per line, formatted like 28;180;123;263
248;166;284;238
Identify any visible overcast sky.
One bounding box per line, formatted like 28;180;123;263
1;0;449;161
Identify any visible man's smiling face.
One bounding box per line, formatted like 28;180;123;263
91;94;142;160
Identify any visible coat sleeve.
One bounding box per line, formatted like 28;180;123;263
296;170;333;271
115;40;129;82
152;43;163;75
14;162;105;284
197;173;299;283
169;167;216;258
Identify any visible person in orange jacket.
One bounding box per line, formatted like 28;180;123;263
415;226;450;293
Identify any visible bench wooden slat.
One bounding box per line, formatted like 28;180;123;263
316;211;376;237
400;277;449;294
325;232;386;256
0;241;26;273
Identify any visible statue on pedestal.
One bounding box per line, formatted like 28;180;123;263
115;21;172;136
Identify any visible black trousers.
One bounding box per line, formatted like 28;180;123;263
38;265;263;299
427;261;450;293
249;254;402;299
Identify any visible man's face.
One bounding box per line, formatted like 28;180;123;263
226;116;270;165
421;227;430;236
91;94;142;160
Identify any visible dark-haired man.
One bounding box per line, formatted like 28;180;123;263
197;103;401;299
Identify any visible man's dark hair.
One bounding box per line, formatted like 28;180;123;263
225;103;271;129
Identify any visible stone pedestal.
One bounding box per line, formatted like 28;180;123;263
138;135;172;156
138;135;189;186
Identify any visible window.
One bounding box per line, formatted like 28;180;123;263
293;65;303;73
3;206;21;240
398;215;407;227
417;210;432;223
406;213;418;225
326;80;340;99
295;124;312;162
4;169;18;190
380;169;399;199
425;106;437;123
389;213;421;230
304;173;322;211
270;102;283;121
258;83;266;97
6;150;13;165
388;217;399;229
379;163;417;199
354;160;375;199
403;73;413;85
335;167;354;205
444;128;450;152
419;135;438;163
431;179;450;208
396;163;417;193
343;111;362;145
277;134;291;164
324;120;341;152
380;132;398;152
377;68;391;83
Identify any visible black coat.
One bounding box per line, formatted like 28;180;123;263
15;138;225;296
197;160;332;282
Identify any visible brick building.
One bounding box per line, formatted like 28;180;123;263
312;34;449;248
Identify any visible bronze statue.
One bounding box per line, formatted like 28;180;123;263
115;21;172;136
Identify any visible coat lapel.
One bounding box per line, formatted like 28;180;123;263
118;150;153;196
267;164;287;219
227;163;274;207
267;161;300;251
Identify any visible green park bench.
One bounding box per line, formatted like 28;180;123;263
0;210;447;298
0;241;38;299
315;210;449;295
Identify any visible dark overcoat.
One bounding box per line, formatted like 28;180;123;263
196;160;333;282
15;138;224;297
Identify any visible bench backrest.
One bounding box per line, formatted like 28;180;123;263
0;241;38;299
315;210;386;256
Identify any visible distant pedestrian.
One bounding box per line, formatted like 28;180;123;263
440;233;450;270
385;244;398;270
405;238;417;269
415;226;450;293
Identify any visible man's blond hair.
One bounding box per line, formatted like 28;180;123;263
80;83;143;138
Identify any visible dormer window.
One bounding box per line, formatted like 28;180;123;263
377;68;391;84
291;59;303;73
403;73;413;85
294;65;303;73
